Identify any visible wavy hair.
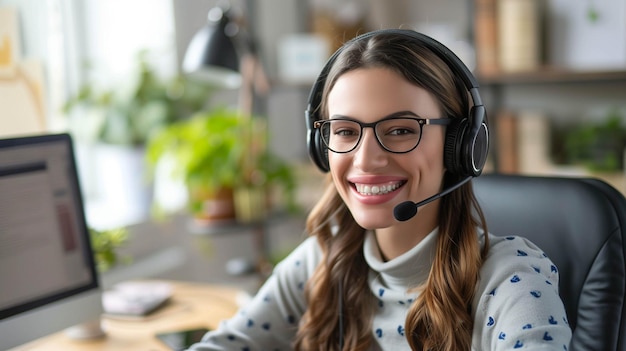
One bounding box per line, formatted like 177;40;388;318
294;31;489;351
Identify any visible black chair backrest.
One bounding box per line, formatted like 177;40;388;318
473;173;626;351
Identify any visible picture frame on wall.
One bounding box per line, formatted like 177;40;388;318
0;6;47;137
547;0;626;70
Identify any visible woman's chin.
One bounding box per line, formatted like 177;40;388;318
352;209;396;230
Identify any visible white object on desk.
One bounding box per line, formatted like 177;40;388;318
102;281;172;316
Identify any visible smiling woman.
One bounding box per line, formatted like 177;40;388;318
186;29;572;351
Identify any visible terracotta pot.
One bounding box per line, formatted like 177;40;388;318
190;187;236;224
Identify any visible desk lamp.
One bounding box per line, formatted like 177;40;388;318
182;1;269;115
182;3;242;89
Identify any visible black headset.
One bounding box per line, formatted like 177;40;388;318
305;29;489;178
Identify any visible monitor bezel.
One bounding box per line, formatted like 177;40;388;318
0;132;100;322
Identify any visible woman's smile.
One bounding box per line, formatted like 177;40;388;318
347;175;407;205
354;181;403;196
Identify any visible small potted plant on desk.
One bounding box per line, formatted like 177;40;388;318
89;227;131;273
145;107;297;226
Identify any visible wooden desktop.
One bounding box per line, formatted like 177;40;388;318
13;280;245;351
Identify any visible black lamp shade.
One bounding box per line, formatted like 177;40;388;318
183;11;241;89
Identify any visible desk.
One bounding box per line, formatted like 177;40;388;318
14;281;245;351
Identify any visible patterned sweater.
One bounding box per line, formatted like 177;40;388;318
188;229;572;350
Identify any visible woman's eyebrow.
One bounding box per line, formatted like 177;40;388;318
329;110;420;121
384;111;419;119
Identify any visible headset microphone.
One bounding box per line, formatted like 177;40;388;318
393;176;473;221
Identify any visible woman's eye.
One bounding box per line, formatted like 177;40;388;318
335;129;358;137
387;128;415;136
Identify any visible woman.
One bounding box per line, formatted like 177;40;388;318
189;29;571;351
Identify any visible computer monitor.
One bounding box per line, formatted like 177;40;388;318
0;133;104;350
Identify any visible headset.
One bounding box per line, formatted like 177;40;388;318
304;28;489;178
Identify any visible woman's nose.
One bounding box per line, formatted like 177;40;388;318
352;129;388;171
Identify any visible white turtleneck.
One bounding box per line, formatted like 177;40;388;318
188;229;572;351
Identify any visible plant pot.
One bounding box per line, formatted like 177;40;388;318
190;187;236;224
80;143;153;227
234;187;267;223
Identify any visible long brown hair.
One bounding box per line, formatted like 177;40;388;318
294;31;489;351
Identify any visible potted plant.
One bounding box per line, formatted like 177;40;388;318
63;50;213;221
146;107;297;224
63;50;212;146
563;110;626;173
89;226;131;273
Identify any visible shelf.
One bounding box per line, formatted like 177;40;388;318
187;218;263;235
478;67;626;85
186;211;291;235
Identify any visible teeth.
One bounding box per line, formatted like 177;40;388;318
355;182;401;196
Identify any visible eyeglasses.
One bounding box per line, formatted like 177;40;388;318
313;116;452;154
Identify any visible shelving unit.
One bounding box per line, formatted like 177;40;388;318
470;0;626;187
479;68;626;85
477;67;626;194
478;67;626;128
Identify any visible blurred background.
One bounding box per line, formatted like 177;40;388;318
1;0;625;290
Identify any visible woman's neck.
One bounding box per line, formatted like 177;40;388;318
374;201;439;261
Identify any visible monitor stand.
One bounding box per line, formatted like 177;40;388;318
64;320;106;340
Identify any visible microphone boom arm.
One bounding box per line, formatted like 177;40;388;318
393;176;473;221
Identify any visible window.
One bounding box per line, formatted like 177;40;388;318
2;0;178;229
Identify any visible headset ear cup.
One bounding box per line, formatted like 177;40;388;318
306;107;330;173
306;114;330;172
468;106;489;176
444;118;467;176
444;115;489;177
313;128;330;172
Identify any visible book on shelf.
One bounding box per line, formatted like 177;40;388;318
474;0;499;74
495;110;518;174
516;111;553;175
494;110;553;175
473;0;547;76
497;0;542;72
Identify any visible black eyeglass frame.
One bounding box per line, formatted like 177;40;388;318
313;116;453;154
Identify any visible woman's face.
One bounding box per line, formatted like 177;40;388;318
327;67;448;230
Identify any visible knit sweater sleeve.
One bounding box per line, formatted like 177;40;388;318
472;235;573;350
186;236;322;351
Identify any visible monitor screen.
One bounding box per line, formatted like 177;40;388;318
0;133;103;350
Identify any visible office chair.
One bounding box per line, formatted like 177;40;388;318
473;173;626;351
